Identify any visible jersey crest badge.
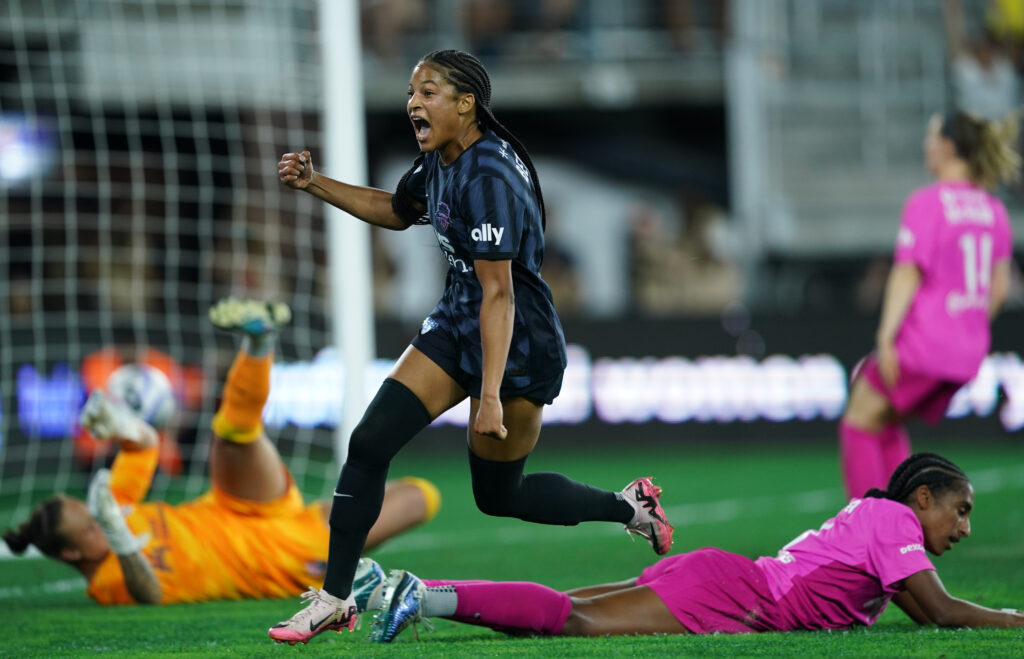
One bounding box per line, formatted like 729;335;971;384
436;201;452;232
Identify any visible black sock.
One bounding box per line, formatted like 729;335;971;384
468;450;633;526
322;379;432;598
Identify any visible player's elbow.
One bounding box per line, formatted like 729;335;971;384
481;284;514;308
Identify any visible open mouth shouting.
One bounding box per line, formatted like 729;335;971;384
411;115;431;144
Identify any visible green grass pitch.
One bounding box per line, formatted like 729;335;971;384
3;436;1024;657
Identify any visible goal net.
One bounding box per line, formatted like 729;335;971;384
0;0;347;536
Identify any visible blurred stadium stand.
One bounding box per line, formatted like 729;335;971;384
10;0;1016;316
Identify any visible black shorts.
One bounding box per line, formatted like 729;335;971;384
411;322;563;406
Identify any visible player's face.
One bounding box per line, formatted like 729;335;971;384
58;497;110;562
918;483;973;556
407;63;472;161
923;114;949;176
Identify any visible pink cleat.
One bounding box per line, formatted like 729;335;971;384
268;587;357;645
623;477;674;555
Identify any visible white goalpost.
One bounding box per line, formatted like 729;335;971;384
320;0;374;466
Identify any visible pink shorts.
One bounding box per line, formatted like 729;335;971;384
853;354;964;425
637;548;787;634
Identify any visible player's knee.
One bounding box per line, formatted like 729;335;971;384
471;481;519;518
559;600;593;637
345;378;431;471
346;418;392;471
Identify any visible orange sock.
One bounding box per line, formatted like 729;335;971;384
211;351;271;444
398;476;442;522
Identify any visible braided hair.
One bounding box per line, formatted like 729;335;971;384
863;453;969;503
391;49;547;229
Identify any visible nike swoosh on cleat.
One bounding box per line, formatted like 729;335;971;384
333;491;354;498
309;612;334;631
649;523;661;552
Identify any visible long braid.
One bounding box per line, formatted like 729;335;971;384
420;49;548;230
864;453;968;503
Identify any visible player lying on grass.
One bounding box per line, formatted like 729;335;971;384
2;299;440;605
359;452;1023;641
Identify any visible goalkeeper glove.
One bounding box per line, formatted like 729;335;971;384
87;469;149;556
79;391;154;448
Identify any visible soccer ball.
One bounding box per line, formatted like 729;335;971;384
105;364;177;429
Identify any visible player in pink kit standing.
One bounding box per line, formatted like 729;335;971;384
839;111;1019;500
364;452;1024;641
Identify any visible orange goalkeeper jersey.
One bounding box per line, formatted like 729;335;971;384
86;447;329;605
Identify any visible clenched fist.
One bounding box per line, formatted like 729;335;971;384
278;150;315;190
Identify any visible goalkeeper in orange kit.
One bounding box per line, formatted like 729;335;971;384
2;299;441;605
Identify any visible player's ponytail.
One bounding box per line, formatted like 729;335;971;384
1;496;66;558
942;110;1022;190
864;453;969;503
392;154;430;226
418;49;547;230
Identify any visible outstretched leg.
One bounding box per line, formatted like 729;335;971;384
372;571;686;642
208;298;291;502
467;397;673;554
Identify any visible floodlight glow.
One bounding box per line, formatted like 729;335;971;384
0;115;57;183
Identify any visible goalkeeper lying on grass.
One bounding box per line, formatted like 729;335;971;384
2;299;440;605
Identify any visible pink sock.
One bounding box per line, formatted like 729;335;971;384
839;420;888;500
880;424;911;481
423;580;572;635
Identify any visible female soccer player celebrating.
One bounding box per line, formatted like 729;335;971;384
368;452;1024;641
270;49;671;644
2;299;439;605
839;111;1019;500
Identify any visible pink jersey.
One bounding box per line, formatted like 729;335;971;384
893;181;1012;381
755;497;935;629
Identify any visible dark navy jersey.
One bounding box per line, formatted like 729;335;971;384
403;130;567;385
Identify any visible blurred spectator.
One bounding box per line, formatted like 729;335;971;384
361;0;429;66
986;0;1024;72
462;0;515;60
541;243;582;315
658;0;730;53
516;0;583;60
945;0;1020;119
541;206;583;315
462;0;583;61
628;198;741;316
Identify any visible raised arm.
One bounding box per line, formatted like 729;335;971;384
902;569;1024;628
278;150;414;230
